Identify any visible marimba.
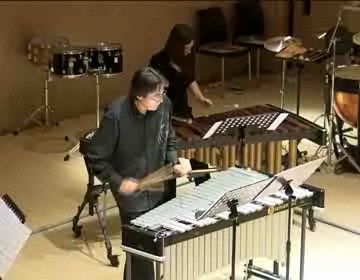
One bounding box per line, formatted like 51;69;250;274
174;104;325;173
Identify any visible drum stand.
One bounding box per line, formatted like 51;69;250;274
279;58;308;167
280;60;287;109
13;69;56;135
64;74;102;161
320;8;360;172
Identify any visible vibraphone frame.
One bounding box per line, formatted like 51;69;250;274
121;184;324;280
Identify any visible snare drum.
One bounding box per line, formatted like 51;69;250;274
86;42;123;75
50;47;87;78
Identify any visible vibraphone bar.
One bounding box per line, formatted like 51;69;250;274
174;104;326;173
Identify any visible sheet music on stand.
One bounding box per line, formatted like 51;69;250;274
196;157;326;220
0;195;31;278
253;157;326;200
203;111;289;139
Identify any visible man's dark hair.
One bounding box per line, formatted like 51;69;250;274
129;67;168;102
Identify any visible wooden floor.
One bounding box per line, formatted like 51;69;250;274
1;64;360;280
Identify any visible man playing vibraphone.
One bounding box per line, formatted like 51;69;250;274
86;67;190;280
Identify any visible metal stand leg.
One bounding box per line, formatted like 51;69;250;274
96;75;101;128
126;252;132;280
221;57;226;98
280;60;287;109
155;262;161;280
299;208;307;280
248;49;252;81
14;70;55;135
71;176;119;266
334;144;360;173
256;48;261;80
64;75;102;161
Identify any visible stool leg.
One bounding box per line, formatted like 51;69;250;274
64;142;80;161
221;56;225;98
221;56;225;85
248;50;252;81
256;48;261;80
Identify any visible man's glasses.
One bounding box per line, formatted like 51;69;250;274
149;89;167;101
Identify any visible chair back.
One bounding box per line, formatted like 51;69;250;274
233;0;265;38
196;7;229;45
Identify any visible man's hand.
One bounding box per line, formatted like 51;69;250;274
173;157;192;177
118;178;139;194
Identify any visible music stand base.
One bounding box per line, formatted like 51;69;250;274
244;260;285;280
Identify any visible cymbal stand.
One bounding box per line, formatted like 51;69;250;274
311;53;343;162
325;8;343;168
95;74;101;128
14;69;55;135
64;74;102;161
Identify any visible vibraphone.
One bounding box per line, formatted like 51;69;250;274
174;104;326;173
121;167;325;280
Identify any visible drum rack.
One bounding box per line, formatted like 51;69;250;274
13;69;55;135
62;42;123;161
64;73;103;161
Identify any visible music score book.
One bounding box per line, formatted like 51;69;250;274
0;196;31;278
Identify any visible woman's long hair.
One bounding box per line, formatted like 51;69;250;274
165;24;195;79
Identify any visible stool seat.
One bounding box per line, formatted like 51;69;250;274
198;42;248;56
234;35;265;48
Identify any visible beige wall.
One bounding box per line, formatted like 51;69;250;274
0;1;355;134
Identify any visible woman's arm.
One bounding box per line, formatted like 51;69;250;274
188;80;213;106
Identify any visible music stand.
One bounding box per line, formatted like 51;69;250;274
0;195;31;279
196;157;325;280
195;176;276;280
202;111;289;140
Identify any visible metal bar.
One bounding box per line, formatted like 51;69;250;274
299;208;307;280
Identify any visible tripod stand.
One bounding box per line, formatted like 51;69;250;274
71;137;119;267
14;69;56;135
64;74;102;161
278;177;295;280
318;7;360;173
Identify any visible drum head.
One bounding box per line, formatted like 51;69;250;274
87;42;122;51
334;64;360;81
53;46;85;55
353;32;360;46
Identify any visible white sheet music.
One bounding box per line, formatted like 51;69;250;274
202;121;223;139
255;157;326;199
0;198;31;278
267;113;288;130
